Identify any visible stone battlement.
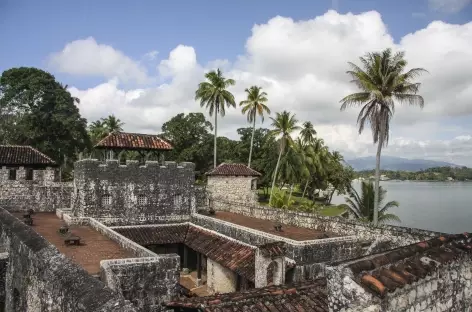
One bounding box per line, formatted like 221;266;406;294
75;159;195;171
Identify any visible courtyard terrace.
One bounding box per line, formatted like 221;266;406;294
13;212;134;275
213;211;339;241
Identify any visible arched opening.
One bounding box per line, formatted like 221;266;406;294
266;261;279;285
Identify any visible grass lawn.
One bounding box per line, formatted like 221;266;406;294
318;205;346;217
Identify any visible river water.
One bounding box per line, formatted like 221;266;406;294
331;181;472;234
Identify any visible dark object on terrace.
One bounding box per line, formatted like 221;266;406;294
23;212;32;219
274;224;283;232
23;217;33;226
64;235;81;246
166;278;328;312
0;145;56;168
58;225;69;235
346;232;472;298
28;208;35;215
205;163;262;177
95;131;173;151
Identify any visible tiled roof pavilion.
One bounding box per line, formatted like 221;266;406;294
95;131;173;151
0;145;56;168
206;163;261;177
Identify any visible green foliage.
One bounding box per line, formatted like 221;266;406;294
195;68;236;168
0;67;90;168
355;166;472;181
340;48;426;226
344;181;401;224
88;114;124;145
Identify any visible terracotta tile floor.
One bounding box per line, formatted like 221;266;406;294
16;212;134;275
214;211;338;241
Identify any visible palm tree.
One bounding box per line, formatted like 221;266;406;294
345;181;400;224
269;111;300;206
340;48;426;226
195;68;236;168
240;86;271;168
300;121;316;145
88;120;107;145
101;115;124;133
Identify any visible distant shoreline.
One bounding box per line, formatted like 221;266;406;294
352;179;471;183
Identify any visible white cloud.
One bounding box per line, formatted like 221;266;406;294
143;50;159;61
428;0;471;13
59;11;472;166
48;37;150;84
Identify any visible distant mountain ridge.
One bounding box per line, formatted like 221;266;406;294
346;156;461;172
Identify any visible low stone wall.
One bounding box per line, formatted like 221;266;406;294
100;256;180;312
192;214;365;264
0;182;72;212
326;256;472;311
0;208;136;312
211;199;440;247
58;211;156;258
93;214;192;226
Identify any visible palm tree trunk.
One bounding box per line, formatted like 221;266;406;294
248;117;256;168
373;140;382;226
288;184;293;202
269;140;284;206
302;179;309;198
214;113;218;168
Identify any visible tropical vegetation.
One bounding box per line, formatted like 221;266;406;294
355;167;472;182
195;68;236;168
340;48;426;226
344;181;400;224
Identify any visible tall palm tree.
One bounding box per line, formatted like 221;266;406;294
101;115;124;133
340;48;426;226
240;86;271;168
300;121;316;145
195;68;236;168
345;181;400;224
269;111;300;206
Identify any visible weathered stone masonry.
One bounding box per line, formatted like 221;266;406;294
73;159;196;224
0;167;72;212
0;208;136;312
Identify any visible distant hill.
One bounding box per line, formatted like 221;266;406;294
346;156;460;172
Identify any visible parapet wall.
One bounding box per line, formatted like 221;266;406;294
73;159;196;223
0;167;72;212
100;256;180;312
211;199;440;249
0;208;136;312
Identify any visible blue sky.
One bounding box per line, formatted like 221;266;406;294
1;0;471;89
1;0;472;164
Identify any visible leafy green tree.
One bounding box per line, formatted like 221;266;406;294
0;67;90;166
239;86;270;168
195;68;236;168
161;112;214;174
88;120;107;145
300;121;316;145
345;181;400;224
101;114;124;133
340;48;426;226
269;111;300;206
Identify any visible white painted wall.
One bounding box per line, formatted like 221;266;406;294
206;258;237;294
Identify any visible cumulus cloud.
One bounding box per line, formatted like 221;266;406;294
48;37;150;84
428;0;471;13
60;11;472;165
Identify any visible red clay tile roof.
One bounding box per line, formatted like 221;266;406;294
185;225;256;282
166;278;328;312
94;131;173;151
206;163;261;177
112;224;188;245
346;233;472;298
112;224;257;282
0;145;56;167
258;241;287;258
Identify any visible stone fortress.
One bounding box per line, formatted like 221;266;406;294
0;132;471;312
